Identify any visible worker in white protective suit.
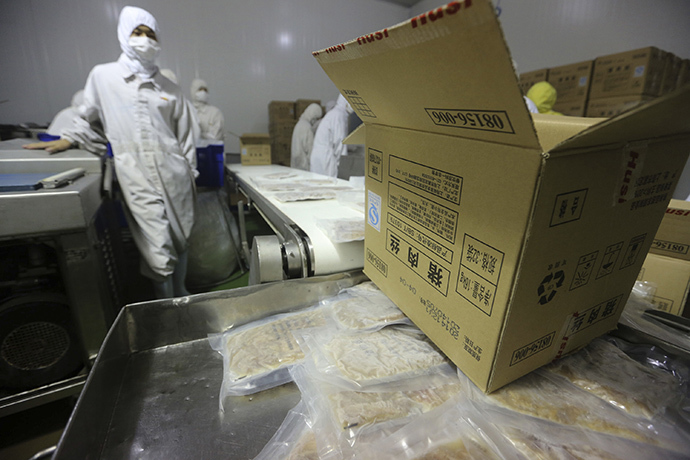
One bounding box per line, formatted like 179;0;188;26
290;103;323;171
190;78;225;144
160;68;202;143
310;94;352;177
24;6;198;299
46;90;85;136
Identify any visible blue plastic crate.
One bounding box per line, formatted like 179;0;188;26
195;144;225;188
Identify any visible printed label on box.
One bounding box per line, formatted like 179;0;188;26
387;212;454;264
388;183;458;243
386;229;450;295
456;234;504;316
388;155;462;205
367;190;382;232
368;148;383;182
564;294;623;337
550;189;587;227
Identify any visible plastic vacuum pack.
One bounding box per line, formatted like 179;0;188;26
208;306;328;404
456;341;690;454
293;325;449;389
316;217;365;243
324;283;411;331
289;359;462;460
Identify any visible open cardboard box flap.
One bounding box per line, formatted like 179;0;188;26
313;0;540;152
316;0;690;158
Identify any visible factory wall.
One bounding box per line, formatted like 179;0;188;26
412;0;690;73
2;0;689;164
0;0;410;153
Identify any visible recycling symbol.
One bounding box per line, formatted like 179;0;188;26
538;270;565;305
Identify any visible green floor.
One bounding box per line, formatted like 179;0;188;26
199;204;275;293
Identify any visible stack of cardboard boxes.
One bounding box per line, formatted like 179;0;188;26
639;199;690;318
520;47;689;118
267;99;322;166
268;101;297;166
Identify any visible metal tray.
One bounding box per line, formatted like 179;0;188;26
53;271;366;459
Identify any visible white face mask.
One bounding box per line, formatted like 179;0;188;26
128;36;160;62
195;90;209;104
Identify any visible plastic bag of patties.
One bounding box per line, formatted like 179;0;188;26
456;360;690;454
253;400;319;460
321;285;411;332
476;398;690;460
274;189;337;202
294;325;450;389
316;217;365;243
358;396;517;460
289;360;463;460
544;337;684;419
208;305;328;405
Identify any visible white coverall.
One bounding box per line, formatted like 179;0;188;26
190;78;225;143
290;103;323;171
62;7;198;294
309;94;352;177
47;90;84;136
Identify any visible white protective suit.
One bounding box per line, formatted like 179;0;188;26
190;78;225;143
290;103;323;171
160;68;202;144
310;94;352;177
46;90;84;136
62;6;198;291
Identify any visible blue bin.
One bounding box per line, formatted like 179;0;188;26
195;144;224;188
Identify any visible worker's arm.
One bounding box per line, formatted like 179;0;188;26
23;138;73;154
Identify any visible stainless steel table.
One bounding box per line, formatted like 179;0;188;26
53;271;366;459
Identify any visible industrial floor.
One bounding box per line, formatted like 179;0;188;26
0;204;274;460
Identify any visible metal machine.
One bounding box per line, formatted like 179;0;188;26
0;139;120;416
225;164;365;284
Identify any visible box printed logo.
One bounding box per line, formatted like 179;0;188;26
368;190;382;232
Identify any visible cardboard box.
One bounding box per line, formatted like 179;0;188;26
589;47;667;98
546;60;593;103
678;59;690;89
585;95;654;118
638;253;690;316
268;101;296;123
313;0;690;392
240;134;272;165
551;99;586;117
271;139;291;166
269;119;298;140
295;99;322;118
518;68;548;95
661;53;682;95
649;199;690;260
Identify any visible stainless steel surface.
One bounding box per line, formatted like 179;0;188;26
0;174;102;238
0;139;101;174
0;374;86;418
249;235;284;285
53;271;366;460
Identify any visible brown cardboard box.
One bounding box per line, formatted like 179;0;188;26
649;199;690;260
638;253;690;316
551;99;586;117
240;134;272;165
589;47;667;98
295;99;322;118
314;0;690;392
269;119;298;140
271;139;291;166
585;95;654;117
268;101;296;123
661;53;682;95
547;60;593;103
518;68;548;95
678;59;690;89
